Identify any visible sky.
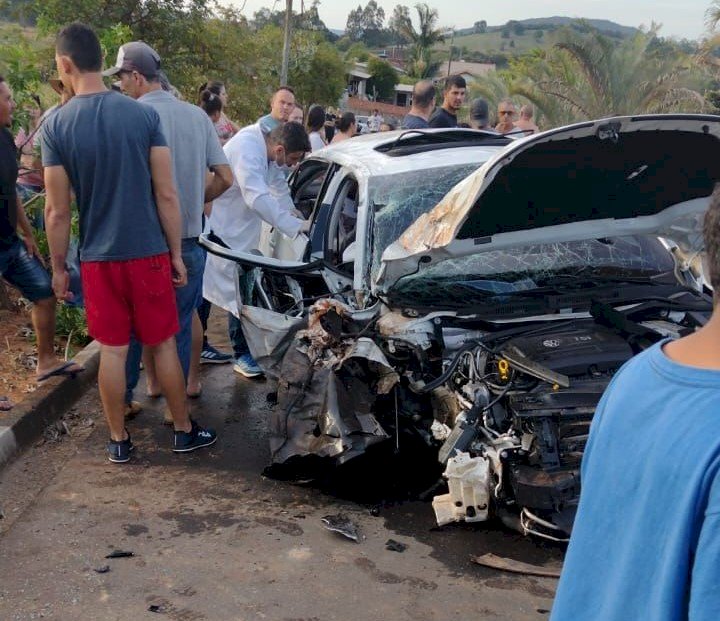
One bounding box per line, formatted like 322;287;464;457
226;0;713;40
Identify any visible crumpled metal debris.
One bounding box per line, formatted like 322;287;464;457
243;302;398;467
321;514;361;542
385;539;407;553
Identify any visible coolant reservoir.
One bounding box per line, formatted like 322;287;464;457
432;452;490;526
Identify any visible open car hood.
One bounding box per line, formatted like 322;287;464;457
377;115;720;293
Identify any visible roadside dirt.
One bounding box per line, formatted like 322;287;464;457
0;286;40;412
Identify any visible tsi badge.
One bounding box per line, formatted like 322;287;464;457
542;339;560;348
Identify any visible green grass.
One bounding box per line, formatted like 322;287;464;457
437;29;558;56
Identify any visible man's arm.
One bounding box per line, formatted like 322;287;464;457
235;150;304;238
149;145;186;287
204;164;233;203
44;165;73;300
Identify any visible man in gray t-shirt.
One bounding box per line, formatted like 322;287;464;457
105;41;233;400
43;23;217;463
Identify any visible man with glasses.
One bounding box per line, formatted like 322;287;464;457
495;99;517;134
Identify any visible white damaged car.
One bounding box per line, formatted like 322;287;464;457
201;117;720;540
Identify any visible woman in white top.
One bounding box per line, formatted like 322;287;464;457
306;104;327;152
330;112;356;144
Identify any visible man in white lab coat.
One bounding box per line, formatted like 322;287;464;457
203;121;310;377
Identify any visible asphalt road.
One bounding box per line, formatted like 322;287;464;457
0;319;562;621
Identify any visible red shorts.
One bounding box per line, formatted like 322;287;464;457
81;253;179;347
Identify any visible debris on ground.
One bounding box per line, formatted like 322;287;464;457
93;565;110;574
385;539;407;553
105;550;134;559
41;420;71;444
470;553;562;578
148;604;166;613
0;396;13;411
321;514;361;542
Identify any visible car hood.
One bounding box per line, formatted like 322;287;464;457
377;115;720;293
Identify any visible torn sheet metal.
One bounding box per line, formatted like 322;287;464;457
321;514;361;542
269;300;397;466
240;305;307;381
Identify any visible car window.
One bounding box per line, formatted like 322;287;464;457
291;160;330;219
325;176;359;275
369;163;481;280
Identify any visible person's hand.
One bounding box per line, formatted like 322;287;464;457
171;254;187;288
22;235;45;267
52;267;73;302
299;219;311;234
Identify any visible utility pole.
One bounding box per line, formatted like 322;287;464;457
446;28;455;77
281;0;293;86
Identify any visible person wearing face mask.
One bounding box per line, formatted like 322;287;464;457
202;121;310;378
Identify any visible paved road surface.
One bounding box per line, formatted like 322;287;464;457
0;320;561;620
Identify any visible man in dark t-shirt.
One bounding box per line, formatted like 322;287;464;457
401;80;435;130
0;76;78;383
43;23;217;463
428;74;467;128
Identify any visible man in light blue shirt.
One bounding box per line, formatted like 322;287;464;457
106;41;233;404
551;189;720;621
258;86;296;134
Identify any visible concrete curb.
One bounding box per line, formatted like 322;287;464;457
0;340;101;469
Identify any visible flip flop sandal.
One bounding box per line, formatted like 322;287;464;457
37;361;85;383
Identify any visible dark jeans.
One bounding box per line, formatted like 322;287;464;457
228;312;249;359
198;298;212;347
0;235;53;302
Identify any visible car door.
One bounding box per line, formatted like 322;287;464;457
200;158;348;315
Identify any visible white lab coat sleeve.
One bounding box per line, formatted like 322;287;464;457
235;149;303;239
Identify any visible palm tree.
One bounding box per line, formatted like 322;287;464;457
400;3;445;78
707;0;720;30
515;27;706;123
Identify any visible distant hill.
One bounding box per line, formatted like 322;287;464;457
437;17;640;63
514;17;637;37
455;16;638;38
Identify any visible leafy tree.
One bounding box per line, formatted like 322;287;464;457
344;41;371;62
473;20;487;34
501;27;510;39
389;4;411;44
367;56;398;100
254;26;345;109
345;0;386;44
345;4;365;41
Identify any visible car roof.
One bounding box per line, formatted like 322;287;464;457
311;128;510;178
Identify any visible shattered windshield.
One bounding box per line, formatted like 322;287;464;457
370;163;481;280
386;236;678;311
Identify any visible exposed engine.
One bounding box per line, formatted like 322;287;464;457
251;292;709;542
416;319;681;540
